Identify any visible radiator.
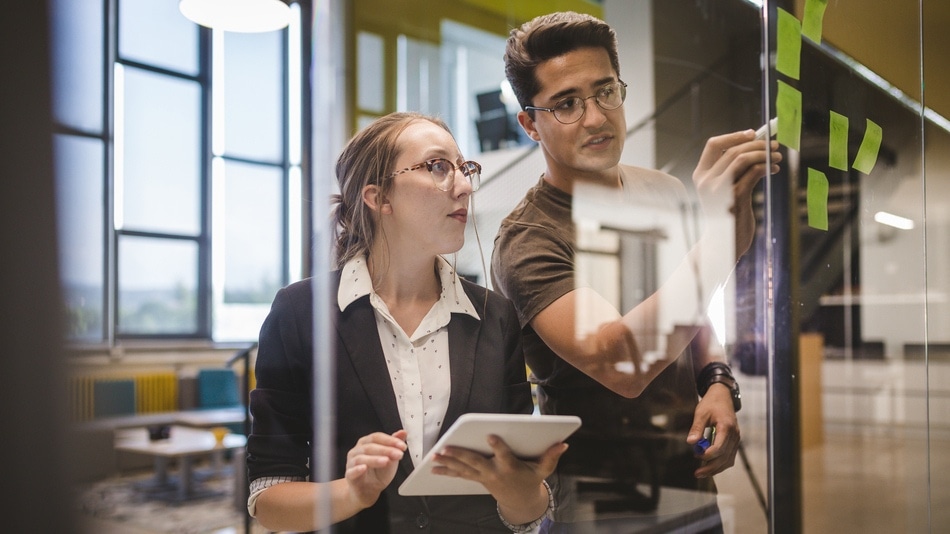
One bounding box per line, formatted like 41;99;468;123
68;375;97;422
68;372;179;421
134;372;178;414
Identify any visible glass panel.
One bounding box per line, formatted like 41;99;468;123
119;66;201;235
765;1;931;532
54;134;105;341
49;0;103;131
118;0;199;75
222;30;283;162
223;160;283;304
117;236;198;335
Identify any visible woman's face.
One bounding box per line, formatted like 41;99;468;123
376;120;474;257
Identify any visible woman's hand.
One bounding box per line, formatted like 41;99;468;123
344;429;408;510
431;435;567;525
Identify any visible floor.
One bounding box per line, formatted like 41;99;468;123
76;376;949;533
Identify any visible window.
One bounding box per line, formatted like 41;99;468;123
51;0;304;344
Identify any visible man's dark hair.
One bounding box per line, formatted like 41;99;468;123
504;11;621;113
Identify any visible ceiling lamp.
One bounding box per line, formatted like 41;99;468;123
179;0;291;33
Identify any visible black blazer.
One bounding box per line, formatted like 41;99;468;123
248;270;533;533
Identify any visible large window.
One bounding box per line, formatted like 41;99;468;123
51;0;304;344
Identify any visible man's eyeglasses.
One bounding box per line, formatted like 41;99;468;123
525;80;628;125
389;158;481;192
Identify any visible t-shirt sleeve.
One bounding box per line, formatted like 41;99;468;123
491;219;577;329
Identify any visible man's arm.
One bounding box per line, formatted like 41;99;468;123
529;130;781;398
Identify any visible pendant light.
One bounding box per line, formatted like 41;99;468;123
179;0;290;33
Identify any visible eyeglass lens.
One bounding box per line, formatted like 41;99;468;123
554;82;625;124
429;158;481;192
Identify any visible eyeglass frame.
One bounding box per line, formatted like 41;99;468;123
524;80;628;125
388;157;482;192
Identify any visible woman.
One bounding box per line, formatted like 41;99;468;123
247;112;566;533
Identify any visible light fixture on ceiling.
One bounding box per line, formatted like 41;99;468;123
179;0;291;33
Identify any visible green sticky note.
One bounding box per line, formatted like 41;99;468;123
802;0;829;43
776;8;802;80
776;80;802;151
807;168;829;231
853;119;883;174
828;111;849;171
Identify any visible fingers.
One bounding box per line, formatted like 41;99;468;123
688;390;741;478
346;430;407;469
697;129;756;170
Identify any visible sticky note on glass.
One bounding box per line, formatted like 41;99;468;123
776;80;802;151
776;8;802;80
802;0;829;43
807;168;829;231
852;119;883;174
828;111;849;171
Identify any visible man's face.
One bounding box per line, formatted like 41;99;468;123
518;46;626;183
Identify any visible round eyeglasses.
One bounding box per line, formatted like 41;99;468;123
525;80;628;125
389;158;481;192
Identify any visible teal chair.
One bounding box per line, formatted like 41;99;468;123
196;369;244;434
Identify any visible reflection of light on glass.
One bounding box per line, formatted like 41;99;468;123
874;211;915;230
114;63;125;230
707;283;727;347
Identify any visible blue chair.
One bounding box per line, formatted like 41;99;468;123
196;369;244;434
196;369;241;408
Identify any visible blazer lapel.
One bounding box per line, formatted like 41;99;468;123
336;297;418;480
336;299;403;434
441;315;480;434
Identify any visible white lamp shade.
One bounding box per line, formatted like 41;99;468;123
179;0;290;33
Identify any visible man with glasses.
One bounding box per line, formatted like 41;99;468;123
490;11;781;532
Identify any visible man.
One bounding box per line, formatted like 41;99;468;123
490;11;781;531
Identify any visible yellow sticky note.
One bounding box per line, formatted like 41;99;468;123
802;0;829;43
852;119;883;174
776;8;802;80
828;111;849;171
776;80;802;151
807;168;829;231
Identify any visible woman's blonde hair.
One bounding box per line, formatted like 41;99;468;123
331;112;452;269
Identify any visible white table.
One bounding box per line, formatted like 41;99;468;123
114;425;246;502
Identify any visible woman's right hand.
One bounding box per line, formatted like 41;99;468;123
345;429;408;509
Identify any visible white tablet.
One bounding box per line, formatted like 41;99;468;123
397;413;581;496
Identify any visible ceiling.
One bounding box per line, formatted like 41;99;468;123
796;0;950;120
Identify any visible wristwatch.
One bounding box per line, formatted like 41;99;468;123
697;362;742;412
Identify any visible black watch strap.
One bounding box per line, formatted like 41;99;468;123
697;362;742;412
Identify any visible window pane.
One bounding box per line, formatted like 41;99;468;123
357;31;385;113
49;0;103;131
117;236;198;335
55;134;105;341
223;161;283;304
223;31;283;161
120;66;201;235
119;0;199;75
